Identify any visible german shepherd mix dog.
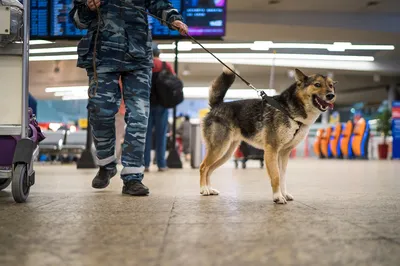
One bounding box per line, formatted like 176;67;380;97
200;66;336;204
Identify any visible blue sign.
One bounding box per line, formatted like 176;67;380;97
392;101;400;160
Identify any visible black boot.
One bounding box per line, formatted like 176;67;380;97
92;165;117;189
122;180;149;196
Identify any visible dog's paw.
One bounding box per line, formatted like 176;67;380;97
200;186;219;196
284;193;294;201
209;187;220;195
200;186;209;195
273;192;287;204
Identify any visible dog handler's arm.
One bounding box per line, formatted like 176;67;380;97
145;0;188;35
69;0;97;29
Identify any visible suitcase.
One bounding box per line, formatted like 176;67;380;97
234;142;264;169
0;108;45;199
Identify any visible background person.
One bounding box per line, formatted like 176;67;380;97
144;44;175;172
177;115;191;161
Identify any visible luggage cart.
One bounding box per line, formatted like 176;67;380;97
234;142;264;169
0;0;39;203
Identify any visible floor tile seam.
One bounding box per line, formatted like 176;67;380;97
26;210;174;213
155;196;178;266
337;220;400;246
156;237;391;247
296;202;400;245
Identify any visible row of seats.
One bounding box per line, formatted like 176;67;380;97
313;118;370;159
39;130;87;160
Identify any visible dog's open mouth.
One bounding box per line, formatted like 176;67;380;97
312;95;334;112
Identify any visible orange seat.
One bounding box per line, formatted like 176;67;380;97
340;120;354;158
313;128;325;158
321;127;333;158
351;118;367;157
330;123;343;158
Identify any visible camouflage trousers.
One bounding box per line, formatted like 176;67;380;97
87;68;151;182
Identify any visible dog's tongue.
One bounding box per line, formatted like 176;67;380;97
328;103;334;110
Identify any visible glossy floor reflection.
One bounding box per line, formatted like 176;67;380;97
0;159;399;266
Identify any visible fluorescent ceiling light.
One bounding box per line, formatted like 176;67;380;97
47;86;276;100
30;47;77;54
46;86;88;93
34;53;377;71
62;95;88;101
160;53;374;61
252;41;394;52
30;54;78;61
158;43;176;50
16;40;54;45
29;42;394;55
30;40;54;45
54;91;87;97
183;87;276;99
32;52;373;62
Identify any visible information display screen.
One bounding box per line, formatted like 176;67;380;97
149;0;182;37
30;0;227;39
183;0;226;37
51;0;88;37
31;0;49;37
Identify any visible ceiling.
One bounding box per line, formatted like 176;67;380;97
28;0;400;106
229;0;400;12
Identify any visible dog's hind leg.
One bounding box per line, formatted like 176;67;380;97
200;148;225;196
200;118;233;195
264;145;287;204
279;149;294;201
204;140;240;195
200;139;232;196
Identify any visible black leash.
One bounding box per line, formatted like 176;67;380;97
133;6;297;121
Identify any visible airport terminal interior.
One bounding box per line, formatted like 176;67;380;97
1;0;400;265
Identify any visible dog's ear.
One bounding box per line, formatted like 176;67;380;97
332;80;338;85
294;69;307;83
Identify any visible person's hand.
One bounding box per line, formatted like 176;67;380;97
171;20;189;35
87;0;101;11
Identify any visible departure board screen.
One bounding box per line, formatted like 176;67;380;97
30;0;227;39
31;0;49;37
149;0;182;37
183;0;226;37
51;0;87;37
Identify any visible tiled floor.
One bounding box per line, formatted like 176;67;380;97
0;159;399;266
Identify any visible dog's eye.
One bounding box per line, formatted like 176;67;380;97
329;84;333;89
314;83;321;88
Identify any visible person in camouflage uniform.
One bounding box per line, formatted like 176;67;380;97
69;0;188;196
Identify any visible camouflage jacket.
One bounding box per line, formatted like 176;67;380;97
69;0;182;73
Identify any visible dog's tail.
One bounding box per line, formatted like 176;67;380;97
208;64;236;108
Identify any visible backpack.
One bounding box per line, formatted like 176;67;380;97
151;62;184;108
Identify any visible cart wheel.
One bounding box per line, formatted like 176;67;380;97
12;164;30;203
0;178;12;191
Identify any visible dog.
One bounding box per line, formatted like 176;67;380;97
200;66;336;204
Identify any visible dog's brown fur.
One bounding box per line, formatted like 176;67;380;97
200;67;336;203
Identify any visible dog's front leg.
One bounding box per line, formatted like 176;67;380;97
264;145;287;204
279;149;294;201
